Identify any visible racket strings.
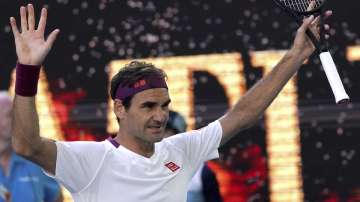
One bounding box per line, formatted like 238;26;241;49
280;0;323;12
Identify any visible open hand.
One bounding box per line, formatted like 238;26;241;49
10;4;59;65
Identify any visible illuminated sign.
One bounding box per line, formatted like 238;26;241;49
9;46;358;202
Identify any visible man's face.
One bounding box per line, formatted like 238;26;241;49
0;97;12;141
120;88;171;144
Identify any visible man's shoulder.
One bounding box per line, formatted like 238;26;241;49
56;140;109;147
55;140;113;155
162;120;221;142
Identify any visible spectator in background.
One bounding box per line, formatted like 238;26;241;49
0;91;63;202
164;111;223;202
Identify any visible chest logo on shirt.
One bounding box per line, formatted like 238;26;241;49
164;162;180;172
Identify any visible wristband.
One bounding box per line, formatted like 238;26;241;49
15;63;41;97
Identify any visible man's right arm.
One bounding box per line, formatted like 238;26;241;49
10;4;59;175
12;95;57;174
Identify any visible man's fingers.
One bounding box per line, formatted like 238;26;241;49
27;4;35;31
308;15;322;39
20;6;27;32
299;15;314;33
37;8;47;33
298;15;320;40
9;17;20;37
311;15;320;26
45;29;60;49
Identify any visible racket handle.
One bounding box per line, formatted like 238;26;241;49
319;51;350;104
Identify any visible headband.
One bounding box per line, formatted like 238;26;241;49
115;75;168;100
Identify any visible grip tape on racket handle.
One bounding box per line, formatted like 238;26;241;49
319;51;350;104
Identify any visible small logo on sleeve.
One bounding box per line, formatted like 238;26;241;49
165;162;180;172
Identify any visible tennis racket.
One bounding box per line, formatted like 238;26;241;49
273;0;350;104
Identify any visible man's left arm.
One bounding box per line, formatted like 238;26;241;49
219;15;325;145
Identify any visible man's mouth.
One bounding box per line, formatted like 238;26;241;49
147;125;163;132
148;125;161;129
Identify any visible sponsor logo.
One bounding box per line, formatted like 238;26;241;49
165;162;180;172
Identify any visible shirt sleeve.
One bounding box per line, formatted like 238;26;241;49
165;120;222;167
54;141;107;193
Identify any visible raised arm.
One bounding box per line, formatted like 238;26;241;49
219;14;330;144
11;4;59;174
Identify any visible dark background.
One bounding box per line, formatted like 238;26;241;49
0;1;359;201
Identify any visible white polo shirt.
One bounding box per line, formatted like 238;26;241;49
53;121;222;202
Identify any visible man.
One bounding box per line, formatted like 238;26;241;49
164;111;223;202
0;92;63;202
10;4;331;202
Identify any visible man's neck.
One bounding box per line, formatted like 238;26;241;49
114;132;155;158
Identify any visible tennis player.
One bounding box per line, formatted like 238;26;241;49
10;4;331;202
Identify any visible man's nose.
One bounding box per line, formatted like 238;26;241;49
153;108;168;122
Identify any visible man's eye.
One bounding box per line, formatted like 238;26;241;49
143;104;155;109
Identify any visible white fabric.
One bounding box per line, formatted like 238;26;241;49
54;121;222;202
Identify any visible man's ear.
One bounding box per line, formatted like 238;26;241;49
114;99;126;120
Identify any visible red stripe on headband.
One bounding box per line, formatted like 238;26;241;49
115;75;168;100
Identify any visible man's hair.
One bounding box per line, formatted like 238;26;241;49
110;61;167;109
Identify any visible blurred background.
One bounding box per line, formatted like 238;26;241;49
0;0;359;201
